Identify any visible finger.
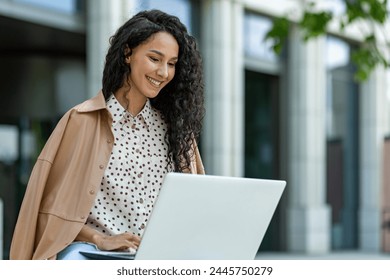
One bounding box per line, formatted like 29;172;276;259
121;232;138;240
125;241;138;250
123;238;139;248
123;232;141;243
131;235;141;243
115;241;136;251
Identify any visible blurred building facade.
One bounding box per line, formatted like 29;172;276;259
1;0;390;259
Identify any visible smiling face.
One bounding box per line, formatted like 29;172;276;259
126;31;179;101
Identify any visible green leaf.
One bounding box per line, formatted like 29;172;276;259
265;0;390;81
352;49;374;81
345;0;365;24
351;39;388;81
264;17;290;54
299;10;332;40
364;0;387;23
345;0;388;24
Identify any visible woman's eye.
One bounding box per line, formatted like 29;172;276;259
149;57;159;62
168;62;176;67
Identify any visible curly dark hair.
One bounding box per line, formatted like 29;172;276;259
102;9;204;172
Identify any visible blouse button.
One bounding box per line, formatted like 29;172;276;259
107;139;112;144
135;149;140;153
89;190;95;195
139;198;144;204
80;216;85;220
99;164;104;169
137;173;142;178
131;124;136;129
140;224;145;229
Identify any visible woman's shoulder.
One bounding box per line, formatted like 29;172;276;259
58;91;108;123
72;91;107;113
50;92;108;135
37;92;109;160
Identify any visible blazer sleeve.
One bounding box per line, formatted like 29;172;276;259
9;111;72;259
194;142;205;174
187;139;205;175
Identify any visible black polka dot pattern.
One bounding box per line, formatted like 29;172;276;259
87;95;173;237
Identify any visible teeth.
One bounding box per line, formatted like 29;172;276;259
147;76;162;86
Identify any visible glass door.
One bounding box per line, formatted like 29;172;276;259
244;70;281;251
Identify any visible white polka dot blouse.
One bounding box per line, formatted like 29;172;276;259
87;94;173;237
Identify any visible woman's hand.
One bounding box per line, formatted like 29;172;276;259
95;232;141;251
76;225;141;252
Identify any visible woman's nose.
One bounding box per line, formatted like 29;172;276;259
157;64;169;79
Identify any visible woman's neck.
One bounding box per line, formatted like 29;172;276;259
114;87;147;116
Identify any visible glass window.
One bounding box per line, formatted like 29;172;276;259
326;36;350;137
134;0;192;34
326;36;350;70
13;0;80;14
244;12;278;62
244;70;281;251
326;35;359;250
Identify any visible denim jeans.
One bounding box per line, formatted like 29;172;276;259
57;242;98;260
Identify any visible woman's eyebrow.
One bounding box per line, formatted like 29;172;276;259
149;49;178;60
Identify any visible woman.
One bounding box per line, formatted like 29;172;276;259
10;9;205;260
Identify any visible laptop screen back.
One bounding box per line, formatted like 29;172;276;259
135;173;286;260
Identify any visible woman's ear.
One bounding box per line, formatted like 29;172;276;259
124;46;132;64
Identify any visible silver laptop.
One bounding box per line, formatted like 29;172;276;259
80;173;286;260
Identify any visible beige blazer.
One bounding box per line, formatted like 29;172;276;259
10;91;204;260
